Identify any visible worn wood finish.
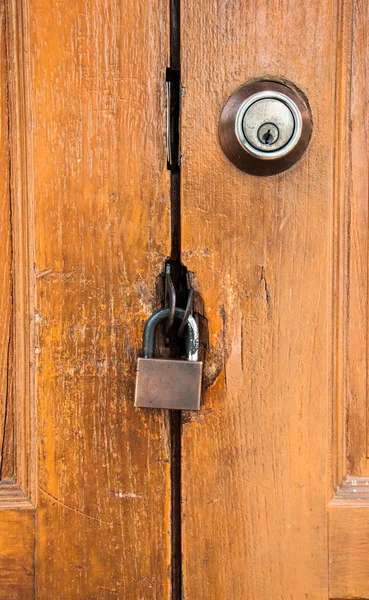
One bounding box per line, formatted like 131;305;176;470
2;0;369;595
181;0;338;597
328;0;369;597
344;0;369;477
0;2;37;595
0;0;13;481
329;506;369;599
0;508;34;599
5;0;36;498
23;0;171;597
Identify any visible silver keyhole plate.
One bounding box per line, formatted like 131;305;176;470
235;91;303;160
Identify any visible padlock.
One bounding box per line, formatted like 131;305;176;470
134;307;202;410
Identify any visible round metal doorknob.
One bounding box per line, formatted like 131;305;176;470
219;79;312;176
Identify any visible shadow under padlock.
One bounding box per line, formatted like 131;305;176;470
134;307;203;410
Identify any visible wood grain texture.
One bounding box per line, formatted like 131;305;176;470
0;5;36;598
344;0;369;476
328;4;369;595
24;0;171;597
0;508;34;599
6;0;37;500
0;0;13;481
330;0;354;496
180;0;338;597
329;506;369;599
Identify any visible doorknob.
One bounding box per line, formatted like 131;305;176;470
219;79;312;176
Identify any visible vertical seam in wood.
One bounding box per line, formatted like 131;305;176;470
169;0;182;597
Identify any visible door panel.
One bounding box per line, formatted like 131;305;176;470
328;0;369;598
342;0;369;478
0;0;13;483
180;0;338;598
0;2;35;598
30;0;171;596
4;0;172;597
0;509;34;598
329;505;369;598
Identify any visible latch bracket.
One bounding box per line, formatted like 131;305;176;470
166;68;181;171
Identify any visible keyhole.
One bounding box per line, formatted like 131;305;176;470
256;123;279;148
262;130;274;145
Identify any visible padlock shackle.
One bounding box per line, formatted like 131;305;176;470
142;308;199;361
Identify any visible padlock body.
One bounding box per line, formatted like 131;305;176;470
134;358;202;410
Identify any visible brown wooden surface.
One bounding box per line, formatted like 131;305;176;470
345;0;369;477
328;2;369;598
0;0;13;481
6;0;37;500
24;0;171;597
329;506;369;599
0;508;34;599
0;3;36;596
2;0;369;596
180;0;338;597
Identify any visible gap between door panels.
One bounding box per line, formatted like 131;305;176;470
168;0;182;598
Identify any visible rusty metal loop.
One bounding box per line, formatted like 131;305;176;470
178;288;194;338
143;307;199;361
164;266;176;338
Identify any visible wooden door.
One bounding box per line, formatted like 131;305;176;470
1;0;171;598
180;0;369;598
0;0;368;598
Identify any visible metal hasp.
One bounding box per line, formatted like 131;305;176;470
219;79;312;176
134;308;203;410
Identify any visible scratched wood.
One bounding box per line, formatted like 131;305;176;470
0;508;34;599
0;0;13;481
4;0;369;596
180;0;339;597
25;0;171;597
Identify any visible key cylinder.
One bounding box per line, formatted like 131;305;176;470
242;97;295;153
218;79;312;176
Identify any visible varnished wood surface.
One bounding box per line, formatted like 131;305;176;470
328;1;369;597
2;0;369;596
0;0;13;481
0;3;36;596
180;0;338;597
0;509;34;599
329;506;369;598
5;0;36;499
345;0;369;477
24;0;171;597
